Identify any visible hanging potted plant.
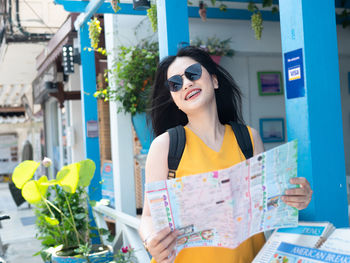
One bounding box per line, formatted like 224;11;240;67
11;158;114;263
191;36;235;64
94;40;159;154
133;0;150;10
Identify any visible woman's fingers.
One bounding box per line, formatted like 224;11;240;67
158;234;178;261
283;200;309;210
282;177;313;210
146;227;179;262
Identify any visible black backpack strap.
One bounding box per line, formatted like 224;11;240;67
167;125;186;179
229;122;253;160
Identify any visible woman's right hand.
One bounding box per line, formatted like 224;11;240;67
145;227;179;263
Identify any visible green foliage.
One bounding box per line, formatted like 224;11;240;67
251;12;263;40
338;8;350;28
191;36;234;57
12;158;111;260
12;160;40;189
247;0;278;40
94;41;159;115
88;18;102;50
147;4;157;32
110;246;136;263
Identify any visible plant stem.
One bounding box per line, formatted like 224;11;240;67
45;198;85;243
54;186;68;246
64;192;82;246
86;195;104;246
43;200;67;247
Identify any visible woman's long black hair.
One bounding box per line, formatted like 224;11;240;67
148;46;244;137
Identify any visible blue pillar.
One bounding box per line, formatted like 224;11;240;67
279;1;348;227
79;22;102;202
156;0;189;59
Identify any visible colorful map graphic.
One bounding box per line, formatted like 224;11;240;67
146;140;299;254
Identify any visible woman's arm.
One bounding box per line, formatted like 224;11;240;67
251;128;313;210
139;132;179;263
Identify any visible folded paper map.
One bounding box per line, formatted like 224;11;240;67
146;140;299;254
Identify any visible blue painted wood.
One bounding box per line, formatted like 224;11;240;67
54;1;279;21
157;0;190;59
279;0;348;227
78;22;102;230
54;0;347;23
188;6;279;21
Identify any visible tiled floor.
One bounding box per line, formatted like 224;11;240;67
0;183;41;263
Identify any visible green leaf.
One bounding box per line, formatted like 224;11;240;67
271;6;279;14
107;234;115;243
57;163;80;193
41;236;57;246
247;2;257;12
78;159;96;187
75;213;86;220
262;0;273;7
37;176;49;198
99;228;110;235
210;0;216;6
21;180;43;204
219;4;227;12
12;160;40;189
44;216;59;226
89;200;97;207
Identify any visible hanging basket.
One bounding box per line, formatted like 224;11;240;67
133;0;150;10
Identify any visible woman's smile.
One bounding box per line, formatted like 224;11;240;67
185;88;202;100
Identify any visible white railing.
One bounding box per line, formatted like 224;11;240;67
92;205;151;263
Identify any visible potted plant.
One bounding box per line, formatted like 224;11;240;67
11;158;114;262
94;40;159;154
191;36;235;64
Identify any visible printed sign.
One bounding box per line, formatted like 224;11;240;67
284;48;305;99
101;161;115;208
87;120;99;138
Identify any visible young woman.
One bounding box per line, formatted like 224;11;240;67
139;46;313;263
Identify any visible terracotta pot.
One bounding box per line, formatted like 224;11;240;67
210;55;222;65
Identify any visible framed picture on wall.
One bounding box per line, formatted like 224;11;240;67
257;71;283;96
259;118;285;143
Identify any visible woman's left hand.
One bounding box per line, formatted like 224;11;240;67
282;177;313;210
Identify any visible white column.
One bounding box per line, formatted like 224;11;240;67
104;13;136;217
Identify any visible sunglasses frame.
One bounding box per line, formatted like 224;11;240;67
165;63;202;92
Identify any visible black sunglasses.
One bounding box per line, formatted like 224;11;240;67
165;63;202;92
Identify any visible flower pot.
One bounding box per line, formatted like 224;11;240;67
133;0;150;10
210;55;222;65
131;112;153;154
51;245;113;263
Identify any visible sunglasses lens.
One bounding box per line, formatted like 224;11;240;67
185;63;202;81
167;75;183;92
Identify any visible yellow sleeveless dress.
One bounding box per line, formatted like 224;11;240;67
151;124;265;263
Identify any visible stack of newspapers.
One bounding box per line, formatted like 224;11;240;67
253;222;350;263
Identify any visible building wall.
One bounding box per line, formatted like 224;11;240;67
115;14;350;172
67;64;85;163
9;0;68;34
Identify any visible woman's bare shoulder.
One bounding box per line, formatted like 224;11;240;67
250;127;264;155
145;132;170;182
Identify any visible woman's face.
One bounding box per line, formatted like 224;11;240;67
167;56;218;114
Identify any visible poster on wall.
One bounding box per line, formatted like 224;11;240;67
284;48;305;99
101;161;115;208
0;134;18;174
